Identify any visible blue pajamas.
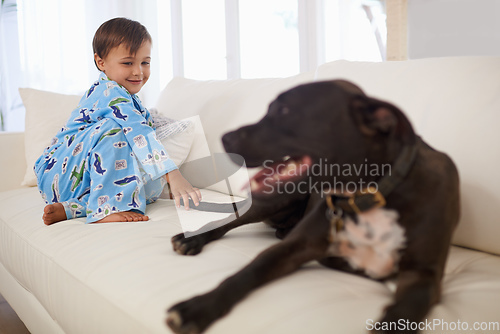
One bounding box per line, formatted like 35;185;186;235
35;72;177;223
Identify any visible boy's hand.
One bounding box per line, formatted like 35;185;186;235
166;169;202;210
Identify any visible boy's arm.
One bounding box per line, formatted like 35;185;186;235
165;170;202;210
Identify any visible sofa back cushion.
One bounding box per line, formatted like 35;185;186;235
154;73;315;196
18;88;82;187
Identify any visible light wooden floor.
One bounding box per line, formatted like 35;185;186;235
0;294;30;334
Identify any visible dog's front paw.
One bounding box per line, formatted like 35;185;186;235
171;233;207;255
371;304;419;334
167;309;201;334
166;295;222;334
167;310;199;334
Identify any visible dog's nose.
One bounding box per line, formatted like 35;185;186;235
222;132;235;148
224;129;246;141
222;129;247;151
221;132;231;149
236;130;248;139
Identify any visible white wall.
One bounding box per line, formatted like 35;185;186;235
408;0;500;59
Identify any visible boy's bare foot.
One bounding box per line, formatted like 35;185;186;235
95;211;149;223
43;203;67;225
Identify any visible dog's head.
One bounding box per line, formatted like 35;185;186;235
222;80;416;196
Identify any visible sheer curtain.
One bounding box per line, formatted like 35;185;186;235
5;0;390;131
17;0;162;103
4;0;168;131
0;0;23;131
18;0;92;95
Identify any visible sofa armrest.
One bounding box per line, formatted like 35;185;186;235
0;132;27;192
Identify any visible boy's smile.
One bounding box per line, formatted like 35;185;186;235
94;41;151;95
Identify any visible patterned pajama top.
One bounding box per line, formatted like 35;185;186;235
35;72;177;223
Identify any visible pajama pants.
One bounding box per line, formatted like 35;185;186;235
36;118;165;223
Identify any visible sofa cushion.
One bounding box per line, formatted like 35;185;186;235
18;88;81;187
1;187;499;334
154;72;315;196
150;109;197;167
315;57;500;255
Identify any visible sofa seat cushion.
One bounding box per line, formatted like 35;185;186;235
1;187;499;334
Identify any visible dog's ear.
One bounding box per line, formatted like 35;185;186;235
350;95;415;142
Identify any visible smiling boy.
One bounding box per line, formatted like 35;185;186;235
35;18;201;225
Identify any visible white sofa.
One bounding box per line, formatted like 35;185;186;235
1;57;500;334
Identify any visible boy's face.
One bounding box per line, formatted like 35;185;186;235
94;41;151;95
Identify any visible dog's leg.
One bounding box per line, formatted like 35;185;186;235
374;269;442;334
171;195;256;255
171;214;253;255
378;185;458;334
172;195;309;255
375;213;455;333
166;200;331;334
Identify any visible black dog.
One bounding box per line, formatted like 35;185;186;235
166;80;460;334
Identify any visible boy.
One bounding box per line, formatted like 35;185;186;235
35;17;201;225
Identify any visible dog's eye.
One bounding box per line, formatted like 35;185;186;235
268;105;290;117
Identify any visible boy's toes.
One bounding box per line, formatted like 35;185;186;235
44;205;53;215
95;211;149;223
43;203;67;225
128;212;148;222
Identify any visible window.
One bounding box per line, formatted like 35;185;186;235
182;0;227;80
164;0;386;81
2;0;387;131
324;0;387;62
239;0;300;78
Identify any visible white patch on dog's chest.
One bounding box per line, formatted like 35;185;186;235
327;208;406;279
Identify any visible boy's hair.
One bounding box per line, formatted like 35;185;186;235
92;17;152;70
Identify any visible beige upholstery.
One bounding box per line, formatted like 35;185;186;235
1;57;499;334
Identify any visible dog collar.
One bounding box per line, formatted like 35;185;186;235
325;138;420;226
